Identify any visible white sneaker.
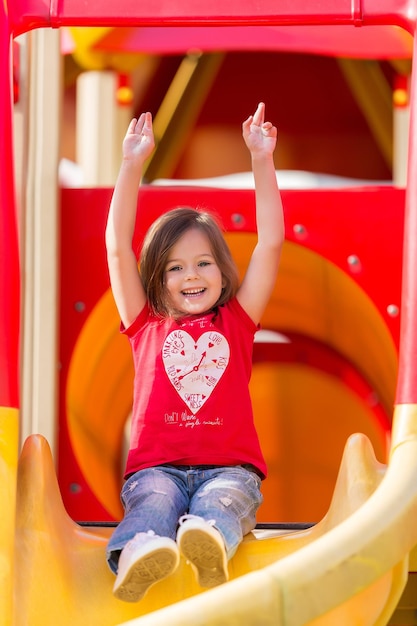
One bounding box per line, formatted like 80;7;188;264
113;531;180;602
177;516;229;588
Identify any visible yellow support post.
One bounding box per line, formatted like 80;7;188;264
0;407;19;626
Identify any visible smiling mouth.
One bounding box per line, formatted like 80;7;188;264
182;288;206;297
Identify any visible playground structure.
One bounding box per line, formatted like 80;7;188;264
1;1;417;625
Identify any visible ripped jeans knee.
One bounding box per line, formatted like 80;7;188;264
106;467;188;571
188;466;263;558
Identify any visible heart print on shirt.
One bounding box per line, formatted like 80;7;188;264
162;329;230;414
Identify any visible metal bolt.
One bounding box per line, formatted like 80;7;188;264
293;224;307;238
347;255;362;273
387;304;399;317
74;301;86;313
231;213;244;226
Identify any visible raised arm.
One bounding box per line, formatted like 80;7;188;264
105;113;155;329
236;102;285;325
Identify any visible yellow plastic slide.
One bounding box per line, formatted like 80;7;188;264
4;402;417;625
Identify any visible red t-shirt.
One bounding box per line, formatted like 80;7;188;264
122;297;267;478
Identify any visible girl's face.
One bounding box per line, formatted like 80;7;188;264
164;228;225;317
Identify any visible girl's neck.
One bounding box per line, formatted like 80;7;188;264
172;307;217;325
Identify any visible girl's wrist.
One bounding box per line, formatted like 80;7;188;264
121;156;145;171
251;152;275;164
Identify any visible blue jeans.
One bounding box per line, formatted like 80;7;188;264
107;464;263;574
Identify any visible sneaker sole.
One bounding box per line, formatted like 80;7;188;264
113;546;179;602
178;526;228;588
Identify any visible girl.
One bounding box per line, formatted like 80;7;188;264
105;103;284;602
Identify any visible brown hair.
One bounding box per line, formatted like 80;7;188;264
139;207;239;317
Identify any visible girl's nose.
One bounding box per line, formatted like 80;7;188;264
185;265;199;279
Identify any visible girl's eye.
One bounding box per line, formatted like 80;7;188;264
167;265;181;272
198;261;210;267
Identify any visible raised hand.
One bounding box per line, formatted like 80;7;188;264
242;102;277;156
122;112;155;163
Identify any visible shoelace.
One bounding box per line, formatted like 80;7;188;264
178;514;216;526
